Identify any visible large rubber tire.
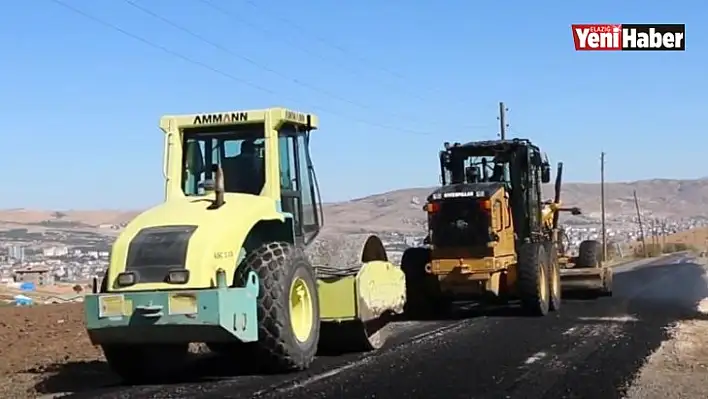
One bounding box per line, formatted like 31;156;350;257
401;247;446;319
544;242;562;312
577;240;602;268
517;242;550;316
235;241;320;372
102;343;189;384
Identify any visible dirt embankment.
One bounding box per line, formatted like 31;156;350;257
0;303;112;398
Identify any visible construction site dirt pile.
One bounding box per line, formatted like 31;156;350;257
0;303;105;397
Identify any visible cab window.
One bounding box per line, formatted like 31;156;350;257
279;135;296;191
182;125;265;196
278;127;321;244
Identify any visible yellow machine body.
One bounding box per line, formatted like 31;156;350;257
402;139;563;318
427;185;518;298
84;108;406;378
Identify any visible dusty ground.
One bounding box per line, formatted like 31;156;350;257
624;257;708;399
0;303;108;398
0;303;213;398
0;254;706;398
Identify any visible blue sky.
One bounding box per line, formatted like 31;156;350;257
1;0;705;209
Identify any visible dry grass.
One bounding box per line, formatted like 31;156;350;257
629;227;708;257
664;227;708;249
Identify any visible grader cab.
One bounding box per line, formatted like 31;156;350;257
402;139;563;317
84;108;406;383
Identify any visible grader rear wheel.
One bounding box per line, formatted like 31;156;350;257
236;241;320;372
517;242;551;316
401;247;448;320
545;242;562;312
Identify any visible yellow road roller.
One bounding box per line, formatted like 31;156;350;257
84;108;406;383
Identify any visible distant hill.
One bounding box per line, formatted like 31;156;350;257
0;210;140;227
1;178;706;234
324;178;708;233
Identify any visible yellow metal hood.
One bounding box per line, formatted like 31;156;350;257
107;193;285;291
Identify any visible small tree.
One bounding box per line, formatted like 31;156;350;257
662;243;677;253
72;284;83;294
52;211;67;219
606;241;620;260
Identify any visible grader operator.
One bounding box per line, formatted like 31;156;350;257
83;108;406;383
402;139;563;317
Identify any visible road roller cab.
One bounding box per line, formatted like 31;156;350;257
84;108;406;383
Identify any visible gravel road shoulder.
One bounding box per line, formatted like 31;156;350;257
624;257;708;399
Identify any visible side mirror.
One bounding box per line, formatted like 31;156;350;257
185;141;204;176
541;163;551;183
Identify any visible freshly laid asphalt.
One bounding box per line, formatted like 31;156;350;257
60;252;708;399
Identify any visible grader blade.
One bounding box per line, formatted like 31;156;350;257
560;266;612;297
560;268;603;290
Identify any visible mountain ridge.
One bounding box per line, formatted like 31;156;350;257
1;177;706;231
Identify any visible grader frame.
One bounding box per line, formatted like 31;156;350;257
402;139;563;318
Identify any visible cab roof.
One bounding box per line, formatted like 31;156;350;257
159;107;319;132
444;138;540;155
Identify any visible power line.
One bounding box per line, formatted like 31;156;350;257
198;0;437;106
242;0;467;102
121;0;491;131
242;0;414;82
120;0;427;126
47;0;448;136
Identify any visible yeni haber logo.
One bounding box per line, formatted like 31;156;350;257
571;24;685;51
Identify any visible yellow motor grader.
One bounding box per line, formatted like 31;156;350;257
402;139;563;318
83;108;406;383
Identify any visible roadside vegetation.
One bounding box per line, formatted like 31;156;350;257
631;242;697;258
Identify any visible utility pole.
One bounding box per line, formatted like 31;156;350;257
661;218;668;247
498;102;508;139
600;152;607;261
633;190;647;257
649;217;659;247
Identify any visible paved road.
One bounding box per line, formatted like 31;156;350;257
60;253;708;399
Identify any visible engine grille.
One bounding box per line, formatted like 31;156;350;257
125;225;197;283
429;199;490;249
